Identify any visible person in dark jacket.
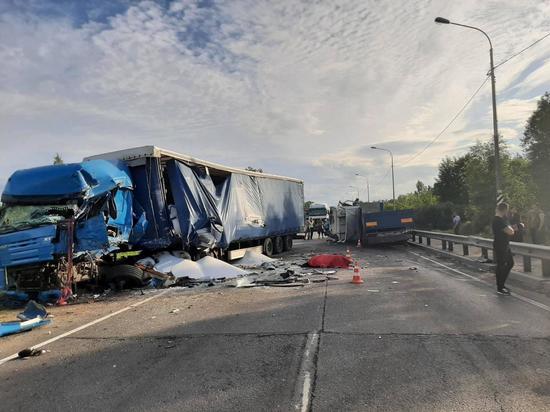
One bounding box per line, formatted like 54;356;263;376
493;203;515;295
509;207;524;242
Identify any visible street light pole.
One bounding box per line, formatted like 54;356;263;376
367;177;370;203
435;17;503;201
370;146;395;206
355;173;370;202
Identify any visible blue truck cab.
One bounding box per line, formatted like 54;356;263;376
0;160;135;292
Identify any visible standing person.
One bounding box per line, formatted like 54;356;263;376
509;207;524;242
315;220;323;239
304;219;310;240
492;203;515;295
322;219;330;237
452;213;461;235
528;204;545;244
308;219;315;240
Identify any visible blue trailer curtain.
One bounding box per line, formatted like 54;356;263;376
130;158;174;249
166;160;223;247
166;160;304;248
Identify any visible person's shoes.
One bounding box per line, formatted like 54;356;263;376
497;288;511;295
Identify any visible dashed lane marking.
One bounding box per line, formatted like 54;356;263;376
294;331;320;412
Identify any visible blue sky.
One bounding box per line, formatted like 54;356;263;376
1;0;550;205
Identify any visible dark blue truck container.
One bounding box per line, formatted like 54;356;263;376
363;209;415;245
0;146;304;293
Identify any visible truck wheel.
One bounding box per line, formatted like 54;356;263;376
283;235;293;251
99;264;146;289
263;237;274;257
273;236;284;254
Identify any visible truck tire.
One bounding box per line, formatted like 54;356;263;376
99;264;146;289
273;236;284;254
263;237;274;257
283;235;293;251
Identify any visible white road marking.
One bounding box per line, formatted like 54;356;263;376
0;290;169;366
409;251;550;313
294;331;319;412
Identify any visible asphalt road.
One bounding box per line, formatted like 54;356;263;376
2;239;550;411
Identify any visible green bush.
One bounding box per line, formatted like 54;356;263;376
415;202;456;230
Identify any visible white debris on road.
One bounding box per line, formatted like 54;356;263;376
233;251;276;268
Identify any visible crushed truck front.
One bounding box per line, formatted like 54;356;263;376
0;160;134;293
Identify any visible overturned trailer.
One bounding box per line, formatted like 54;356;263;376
0;146;304;293
329;202;414;245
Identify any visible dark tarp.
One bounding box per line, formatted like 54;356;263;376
130;158;174;249
166;160;303;249
166;160;223;247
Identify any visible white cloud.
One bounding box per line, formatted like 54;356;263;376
1;0;550;205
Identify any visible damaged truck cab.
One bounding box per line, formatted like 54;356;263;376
0;146;304;294
0;160;135;292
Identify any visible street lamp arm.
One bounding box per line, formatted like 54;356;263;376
449;22;493;49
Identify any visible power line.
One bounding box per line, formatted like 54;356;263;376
371;32;550;192
400;75;490;167
494;32;550;70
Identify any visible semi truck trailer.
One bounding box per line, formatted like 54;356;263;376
0;146;304;293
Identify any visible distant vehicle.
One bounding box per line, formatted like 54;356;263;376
307;203;330;221
329;201;414;245
0;146;304;293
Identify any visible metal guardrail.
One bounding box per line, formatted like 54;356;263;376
411;230;550;278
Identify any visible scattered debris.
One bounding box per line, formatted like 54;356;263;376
1;300;51;338
409;267;418;271
18;348;46;358
1;318;52;337
233;251;275;268
392;281;399;284
234;277;256;288
17;300;47;321
169;308;180;314
260;262;276;271
280;270;294;279
367;289;380;292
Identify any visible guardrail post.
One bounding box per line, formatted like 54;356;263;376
462;244;469;256
448;241;454;252
427;237;431;246
542;259;550;278
412;233;416;242
481;248;488;259
442;240;447;250
419;236;423;244
523;256;532;272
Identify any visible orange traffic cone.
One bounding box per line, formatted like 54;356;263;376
346;248;351;258
356;238;362;248
351;262;364;284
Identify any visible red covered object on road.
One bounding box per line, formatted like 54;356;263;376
307;254;353;268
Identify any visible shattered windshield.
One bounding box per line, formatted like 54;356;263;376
0;205;75;233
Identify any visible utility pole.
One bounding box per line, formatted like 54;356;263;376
435;16;503;202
